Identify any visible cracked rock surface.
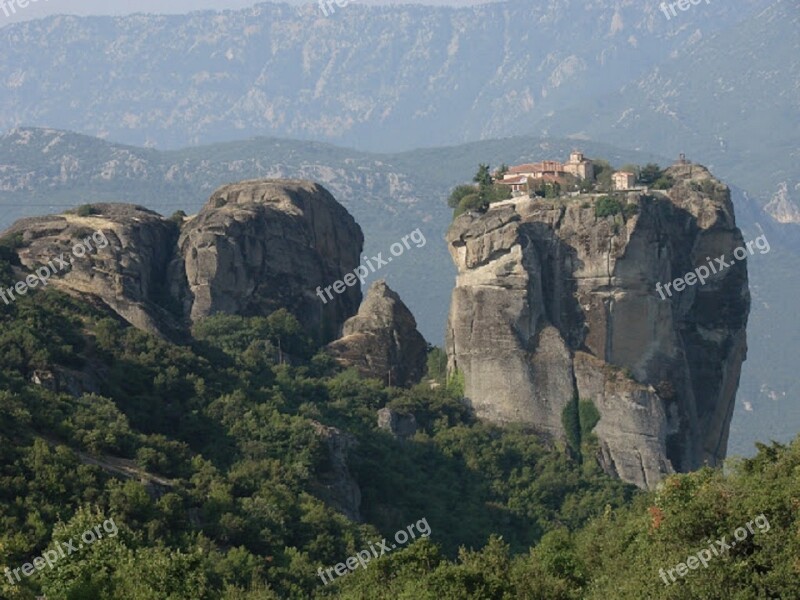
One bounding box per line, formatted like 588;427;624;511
445;164;750;488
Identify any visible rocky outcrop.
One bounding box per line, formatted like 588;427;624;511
1;204;183;339
173;180;363;343
0;180;363;344
377;407;418;439
446;164;750;488
326;280;428;387
310;421;362;522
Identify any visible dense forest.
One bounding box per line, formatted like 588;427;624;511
0;249;797;598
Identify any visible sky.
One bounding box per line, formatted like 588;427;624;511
0;0;497;25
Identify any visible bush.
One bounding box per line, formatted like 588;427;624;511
595;196;623;218
652;175;674;190
454;193;486;217
426;347;448;384
622;203;640;218
169;210;187;224
447;184;479;209
76;204;99;217
578;400;600;438
639;163;663;185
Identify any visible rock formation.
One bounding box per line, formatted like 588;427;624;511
1;204;183;338
377;407;418;439
173;180;363;343
326;280;428;387
446;164;750;488
310;421;362;522
0;180;363;344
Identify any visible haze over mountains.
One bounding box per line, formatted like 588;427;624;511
0;0;798;456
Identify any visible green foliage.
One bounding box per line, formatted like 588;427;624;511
0;231;24;251
445;367;465;397
425;346;447;384
1;272;791;599
75;204;99;217
453;193;484;217
483;182;511;204
622;202;639;218
639;163;663;185
449;164;510;218
578;400;600;439
594;196;623;218
652;174;675;190
329;439;800;599
472;163;493;188
446;184;478;209
592;159;613;191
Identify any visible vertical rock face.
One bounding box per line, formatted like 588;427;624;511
446;164;750;488
173;179;364;344
326;280;428;387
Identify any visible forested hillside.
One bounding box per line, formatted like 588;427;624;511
0;270;635;599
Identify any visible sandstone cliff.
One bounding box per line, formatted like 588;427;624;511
1;180;363;344
326;280;428;387
446;164;750;488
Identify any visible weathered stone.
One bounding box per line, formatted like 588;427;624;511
326;280;428;387
1;180;363;344
2;204;183;339
446;164;750;488
309;421;362;522
377;407;418;439
174;179;363;344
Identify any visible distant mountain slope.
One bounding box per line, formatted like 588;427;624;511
0;0;775;152
532;0;800;211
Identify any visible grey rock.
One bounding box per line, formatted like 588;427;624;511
2;204;183;339
446;164;750;488
173;179;364;344
1;180;363;344
326;280;428;387
310;421;362;522
377;407;418;439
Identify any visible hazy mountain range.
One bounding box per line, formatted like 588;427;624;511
0;0;797;454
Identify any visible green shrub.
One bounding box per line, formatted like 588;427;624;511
578;400;600;438
454;193;486;217
447;184;479;209
622;203;639;218
595;196;623;218
426;347;448;384
0;231;24;250
76;204;99;217
169;210;187;224
652;175;674;190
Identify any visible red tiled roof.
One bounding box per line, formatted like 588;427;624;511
507;163;540;174
508;160;566;174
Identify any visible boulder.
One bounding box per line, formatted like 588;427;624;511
327;280;428;387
